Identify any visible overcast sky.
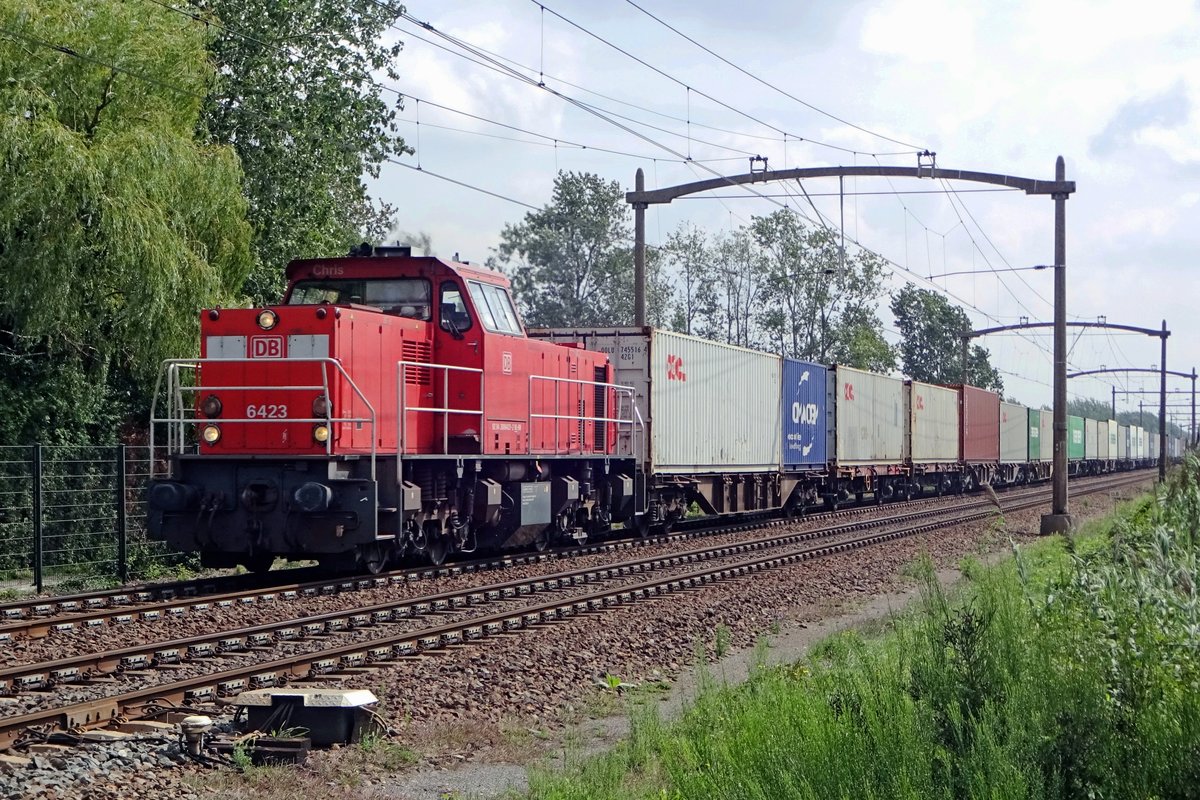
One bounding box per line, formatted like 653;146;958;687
367;0;1200;425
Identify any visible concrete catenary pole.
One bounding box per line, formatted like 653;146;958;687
1192;369;1197;448
961;334;969;385
1041;156;1071;534
633;168;647;327
1159;320;1167;482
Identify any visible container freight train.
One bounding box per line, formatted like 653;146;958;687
146;247;1174;573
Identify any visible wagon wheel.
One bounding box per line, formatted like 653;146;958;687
359;543;389;575
427;537;450;567
634;514;652;539
533;527;551;552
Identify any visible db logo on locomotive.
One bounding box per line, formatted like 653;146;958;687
250;336;285;358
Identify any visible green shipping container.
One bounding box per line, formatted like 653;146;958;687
1027;408;1042;461
1068;415;1085;461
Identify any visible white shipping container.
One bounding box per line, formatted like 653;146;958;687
833;366;905;465
907;381;959;463
1040;409;1053;461
1117;425;1129;459
1106;420;1118;459
1150;434;1160;459
1000;402;1027;461
1096;420;1110;460
1133;426;1144;459
528;327;782;473
1085;418;1100;460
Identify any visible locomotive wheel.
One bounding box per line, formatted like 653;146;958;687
427;538;449;566
360;543;388;575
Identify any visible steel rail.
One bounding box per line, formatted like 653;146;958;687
0;485;1055;690
0;483;1017;635
0;472;1149;750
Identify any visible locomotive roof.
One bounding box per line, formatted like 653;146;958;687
285;255;511;288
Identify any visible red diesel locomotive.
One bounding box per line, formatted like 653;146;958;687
147;246;641;572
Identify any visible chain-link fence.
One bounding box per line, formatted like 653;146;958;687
0;445;193;592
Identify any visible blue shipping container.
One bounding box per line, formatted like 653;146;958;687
781;359;828;469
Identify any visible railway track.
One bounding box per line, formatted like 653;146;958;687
0;471;1150;749
0;469;1132;639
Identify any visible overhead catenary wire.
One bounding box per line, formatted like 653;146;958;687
528;0;922;159
0;20;543;212
146;0;758;166
399;2;917;160
621;0;927;152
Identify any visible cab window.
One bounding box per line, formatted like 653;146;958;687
439;282;472;334
288;278;431;320
466;280;523;335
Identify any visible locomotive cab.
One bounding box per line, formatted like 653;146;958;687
147;246;641;572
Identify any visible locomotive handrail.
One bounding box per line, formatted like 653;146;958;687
150;357;377;480
527;374;642;458
396;361;484;456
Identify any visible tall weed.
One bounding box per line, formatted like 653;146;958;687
528;459;1200;799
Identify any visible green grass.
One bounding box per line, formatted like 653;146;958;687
525;462;1200;800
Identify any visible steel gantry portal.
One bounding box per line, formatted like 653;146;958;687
964;320;1171;484
1066;367;1197;450
629;158;1076;532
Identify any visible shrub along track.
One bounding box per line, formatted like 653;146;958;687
0;471;1148;749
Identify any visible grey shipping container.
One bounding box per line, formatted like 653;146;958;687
1040;409;1054;461
1000;402;1027;462
1096;420;1110;460
833;365;905;465
1085;418;1100;459
528;327;782;473
906;381;959;463
1118;425;1129;459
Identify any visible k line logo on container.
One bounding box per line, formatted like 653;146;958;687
782;360;827;468
666;354;687;382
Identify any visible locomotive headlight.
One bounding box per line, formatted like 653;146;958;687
256;309;278;330
312;395;330;417
312;424;331;444
200;394;223;418
201;424;222;445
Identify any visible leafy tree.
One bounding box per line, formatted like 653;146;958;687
828;305;897;373
499;171;671;328
194;0;409;302
0;0;251;442
702;228;764;348
750;210;894;366
891;284;1002;392
663;223;718;335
